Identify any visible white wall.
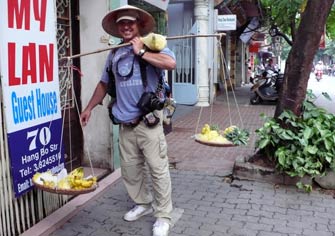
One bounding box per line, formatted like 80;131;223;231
79;0;112;168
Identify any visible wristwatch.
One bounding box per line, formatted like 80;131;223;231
138;48;146;57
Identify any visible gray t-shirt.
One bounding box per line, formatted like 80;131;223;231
101;45;175;123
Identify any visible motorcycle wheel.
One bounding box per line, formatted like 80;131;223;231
250;94;261;105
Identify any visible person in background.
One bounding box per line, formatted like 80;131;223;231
265;58;276;71
80;5;176;236
315;61;324;81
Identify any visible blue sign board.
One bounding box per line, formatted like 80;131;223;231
8;119;64;197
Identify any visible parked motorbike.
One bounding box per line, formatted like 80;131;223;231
250;69;284;105
315;70;323;81
249;73;262;85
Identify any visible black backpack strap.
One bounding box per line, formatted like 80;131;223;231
138;57;148;88
138;57;164;92
106;45;122;98
106;54;116;98
106;42;124;98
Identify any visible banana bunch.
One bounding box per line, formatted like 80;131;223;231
141;33;167;51
198;124;232;144
57;177;71;190
201;124;211;135
68;167;84;179
32;167;97;190
68;175;97;190
67;167;97;190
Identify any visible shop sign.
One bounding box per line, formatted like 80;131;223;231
217;15;237;31
0;0;64;197
144;0;169;11
249;42;261;53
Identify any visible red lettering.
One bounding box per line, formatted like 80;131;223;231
8;0;30;30
8;43;20;86
8;0;47;31
7;43;54;86
22;43;37;85
33;0;47;31
39;44;54;82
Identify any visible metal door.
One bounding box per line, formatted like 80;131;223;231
168;3;198;105
172;31;197;105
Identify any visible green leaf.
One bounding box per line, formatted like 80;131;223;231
298;138;308;146
303;127;312;140
277;150;286;167
257;138;270;149
325;155;332;164
279;131;294;140
305;146;318;155
325;138;333;150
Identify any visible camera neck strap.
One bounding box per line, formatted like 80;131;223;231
107;49;164;98
138;57;164;96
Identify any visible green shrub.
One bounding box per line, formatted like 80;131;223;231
255;90;334;190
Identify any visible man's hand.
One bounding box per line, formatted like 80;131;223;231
130;37;144;55
80;109;91;127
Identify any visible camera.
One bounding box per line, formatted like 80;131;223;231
137;92;164;114
143;112;160;127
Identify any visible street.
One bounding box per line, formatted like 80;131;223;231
308;73;335;114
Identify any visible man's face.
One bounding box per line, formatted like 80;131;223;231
117;20;140;42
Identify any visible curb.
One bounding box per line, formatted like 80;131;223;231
233;156;313;186
21;169;122;236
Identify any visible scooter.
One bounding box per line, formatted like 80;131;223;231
250;70;284;105
315;70;323;81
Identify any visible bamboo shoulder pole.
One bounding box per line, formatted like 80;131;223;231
60;33;226;61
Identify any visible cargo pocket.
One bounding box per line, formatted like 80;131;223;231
159;134;167;158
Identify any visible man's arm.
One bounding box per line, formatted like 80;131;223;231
131;37;176;70
141;51;176;70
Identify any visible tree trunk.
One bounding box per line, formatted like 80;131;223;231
274;0;333;117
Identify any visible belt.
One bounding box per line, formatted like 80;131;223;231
122;116;142;128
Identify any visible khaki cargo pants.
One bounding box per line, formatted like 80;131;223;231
119;111;173;221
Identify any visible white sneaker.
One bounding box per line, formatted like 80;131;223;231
123;205;153;221
152;218;170;236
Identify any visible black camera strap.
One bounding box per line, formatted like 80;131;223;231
138;57;148;88
106;48;118;98
107;52;149;99
139;58;165;98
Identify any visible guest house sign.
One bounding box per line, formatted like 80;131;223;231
0;0;64;197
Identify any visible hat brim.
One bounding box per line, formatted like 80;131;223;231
102;5;156;38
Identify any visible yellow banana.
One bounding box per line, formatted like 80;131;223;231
57;178;71;190
68;167;84;179
141;33;167;51
81;179;94;188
